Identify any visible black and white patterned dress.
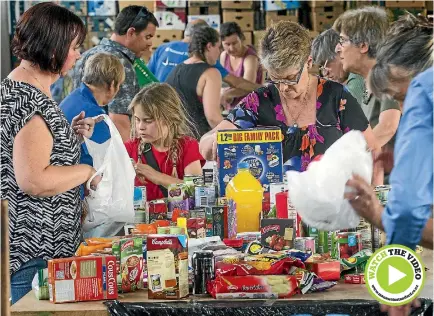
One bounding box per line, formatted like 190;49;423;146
1;78;82;275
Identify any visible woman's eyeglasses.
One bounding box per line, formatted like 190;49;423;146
267;64;305;86
338;36;352;46
128;7;151;29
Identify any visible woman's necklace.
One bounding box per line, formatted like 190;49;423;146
283;75;311;128
21;66;48;93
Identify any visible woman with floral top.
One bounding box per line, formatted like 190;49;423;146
200;21;380;178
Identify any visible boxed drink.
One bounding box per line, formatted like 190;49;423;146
168;184;191;218
148;200;168;223
147;235;189;299
48;255;117;303
260;219;294;251
187;218;206;239
112;237;143;293
216;128;283;197
205;206;226;240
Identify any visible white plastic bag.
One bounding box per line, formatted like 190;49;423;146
286;131;373;231
82;115;135;237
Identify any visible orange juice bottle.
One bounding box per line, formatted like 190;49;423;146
226;162;264;234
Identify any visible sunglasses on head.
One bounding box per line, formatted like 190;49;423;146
128;7;151;30
267;63;305;86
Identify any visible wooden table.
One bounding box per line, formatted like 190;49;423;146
11;250;433;316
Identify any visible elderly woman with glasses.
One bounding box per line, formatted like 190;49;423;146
311;29;365;106
200;21;379;175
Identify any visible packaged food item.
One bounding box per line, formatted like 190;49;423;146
223;238;244;252
148;200;168;223
147;234;189;299
280;249;312;262
203;168;214;185
157;227;171;234
304;257;340;281
244;252;287;263
261;219;294;251
112;237;144;293
48;255;117;303
187;218;206;238
291;268;337;294
205;206;226;240
209;275;298;299
294;237;316;253
192;250;215;295
374;185;391;205
269;182;286;214
133;186;147;212
245;240;266;255
344;274;365;284
184;176;203;209
336;232;362;259
340;249;372;274
215;257;304;277
195;185;217;207
216;128;284;196
190;208;206;219
215;253;246;264
75;240;114;257
133;223;157;235
217;197;228;206
275;191;289;219
32;268;49;300
168;184;191;218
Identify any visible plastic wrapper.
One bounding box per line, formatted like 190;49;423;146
215;257;304;277
32;268;49;300
340;249;372;275
290;267;337;294
287;131;372;231
244;252;288;263
280;249;312;262
208;275;298;299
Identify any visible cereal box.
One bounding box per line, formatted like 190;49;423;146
260;219;294;251
216;128;283;196
48;255;117;303
147;235;189;299
112;237;143;293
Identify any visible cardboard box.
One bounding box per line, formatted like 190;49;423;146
168;184;191;218
427;0;433;10
112;237;144;293
152;29;184;49
59;1;87;16
305;259;341;281
154;9;187;30
87;16;115;32
385;0;426;7
205;206;226;240
253;30;267;49
243;31;253;45
187;218;206;238
48;256;118;303
222;10;254;31
264;0;301;11
188;0;219;7
308;0;344;8
216;128;284;196
148;199;168;223
221;0;253;9
86;31;111;49
147;234;189;299
261;219;294;251
118;1;155;12
310;11;341;32
188;14;221;30
154;0;186;10
265;9;298;28
344;273;366;284
87;0;117;16
188;5;220;15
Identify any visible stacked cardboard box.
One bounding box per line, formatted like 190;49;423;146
385;1;427;21
187;0;221;30
152;30;184;50
309;1;344;32
118;1;155;12
264;0;300;28
222;1;254;32
153;0;187;30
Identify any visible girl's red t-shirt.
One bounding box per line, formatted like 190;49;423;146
124;136;205;201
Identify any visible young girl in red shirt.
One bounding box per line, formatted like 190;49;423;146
125;82;205;201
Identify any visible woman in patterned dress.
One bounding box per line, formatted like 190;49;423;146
200;21;380;181
1;3;101;303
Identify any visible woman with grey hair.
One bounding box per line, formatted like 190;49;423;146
311;29;365;105
200;21;379;178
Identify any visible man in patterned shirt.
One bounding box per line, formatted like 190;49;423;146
71;6;158;142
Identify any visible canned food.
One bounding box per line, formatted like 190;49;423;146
374;185;391;204
294;237;316;253
157;227;171;234
192;250;214;295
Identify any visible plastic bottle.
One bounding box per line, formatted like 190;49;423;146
226;162;264;234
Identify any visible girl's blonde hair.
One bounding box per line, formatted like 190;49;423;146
128;83;195;177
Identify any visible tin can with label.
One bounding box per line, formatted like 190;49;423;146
336;232;362;259
192;250;214;295
157;227;170;234
294;237;316;253
374;185;391;205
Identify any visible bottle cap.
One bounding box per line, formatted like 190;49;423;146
238;162;249;170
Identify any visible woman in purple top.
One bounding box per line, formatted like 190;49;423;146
220;22;263;110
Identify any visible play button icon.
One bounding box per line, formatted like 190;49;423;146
388;265;407;286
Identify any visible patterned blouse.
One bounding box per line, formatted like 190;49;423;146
226;77;369;172
1;79;82;275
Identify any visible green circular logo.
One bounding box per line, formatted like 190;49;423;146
365;245;425;306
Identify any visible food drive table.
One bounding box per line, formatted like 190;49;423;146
11;250;433;316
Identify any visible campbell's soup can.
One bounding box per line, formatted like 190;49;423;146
294;237;316;253
337;232;362;259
